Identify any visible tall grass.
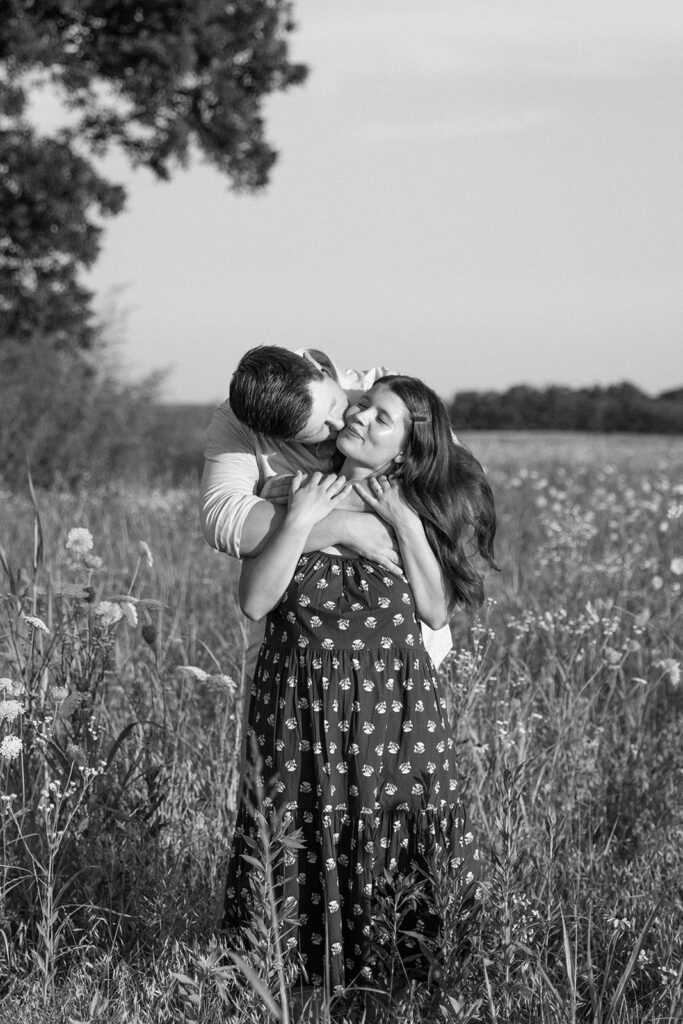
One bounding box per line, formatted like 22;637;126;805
1;434;682;1022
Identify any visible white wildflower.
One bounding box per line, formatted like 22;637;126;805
0;700;23;722
208;674;237;691
83;553;103;570
23;614;50;634
138;541;154;568
95;601;123;628
121;601;138;627
50;686;69;703
0;735;23;761
66;527;94;557
0;678;14;693
651;575;664;591
177;666;210;682
670;557;683;576
660;658;680;687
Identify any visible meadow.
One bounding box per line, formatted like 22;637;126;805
0;432;682;1023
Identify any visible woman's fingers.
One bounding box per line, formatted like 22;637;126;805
326;474;348;496
289;470;306;495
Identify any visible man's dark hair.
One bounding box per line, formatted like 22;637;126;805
229;346;324;439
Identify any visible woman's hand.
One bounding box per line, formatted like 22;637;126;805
286;471;351;529
352;475;418;530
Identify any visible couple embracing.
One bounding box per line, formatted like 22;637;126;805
200;346;497;994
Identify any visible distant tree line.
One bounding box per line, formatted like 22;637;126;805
447;382;683;434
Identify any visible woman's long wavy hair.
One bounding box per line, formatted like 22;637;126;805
376;375;498;609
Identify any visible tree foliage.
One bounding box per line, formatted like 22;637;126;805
0;0;307;345
448;382;683;434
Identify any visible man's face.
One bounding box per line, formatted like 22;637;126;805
291;375;348;445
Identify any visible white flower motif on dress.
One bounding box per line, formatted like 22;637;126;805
328;900;340;913
323;600;336;611
287;611;297;623
322;638;335;650
405;634;415;646
316;580;328;589
412;782;424;795
392;614;404;626
298;636;309;648
362;722;375;734
285;717;297;730
374;743;384;756
338;720;349;732
387;740;399;754
402;720;414;732
392;700;402;712
350;602;363;611
415;699;424;712
427;720;437;732
336;761;348;773
384;781;397;795
436;740;445;752
337;618;350;630
376;701;387;714
364;616;377;629
310;616;322;628
339;677;351;689
413;741;425;754
363;679;374;691
398;761;412;774
362;765;374;777
380;636;393;648
426;761;436;773
348;743;360;756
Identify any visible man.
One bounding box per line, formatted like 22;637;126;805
200;345;453;677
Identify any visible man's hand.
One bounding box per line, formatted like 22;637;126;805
342;512;402;574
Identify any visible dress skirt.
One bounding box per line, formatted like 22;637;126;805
224;552;479;992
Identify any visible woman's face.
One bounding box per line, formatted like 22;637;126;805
336;383;410;472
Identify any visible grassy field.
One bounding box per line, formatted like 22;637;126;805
0;432;682;1023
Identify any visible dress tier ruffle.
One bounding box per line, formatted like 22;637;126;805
224;553;480;991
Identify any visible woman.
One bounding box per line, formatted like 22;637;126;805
224;375;497;993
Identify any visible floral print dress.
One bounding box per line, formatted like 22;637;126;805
224;552;479;992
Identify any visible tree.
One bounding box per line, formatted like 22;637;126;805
0;0;307;345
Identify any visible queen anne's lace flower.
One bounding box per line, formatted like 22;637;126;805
0;700;23;722
121;601;138;627
95;601;123;628
177;666;210;682
138;541;154;568
23;614;50;634
671;557;683;576
66;527;94;556
0;678;14;693
0;735;23;760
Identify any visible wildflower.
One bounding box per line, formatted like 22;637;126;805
66;527;94;557
138;541;154;568
83;553;103;570
660;658;680;687
23;614;50;634
177;666;209;682
120;601;138;627
0;735;23;761
208;674;237;692
95;601;123;628
0;678;14;693
651;575;664;590
670;557;683;576
0;700;23;723
66;743;87;767
50;686;69;703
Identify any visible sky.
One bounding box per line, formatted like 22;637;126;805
58;1;683;402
